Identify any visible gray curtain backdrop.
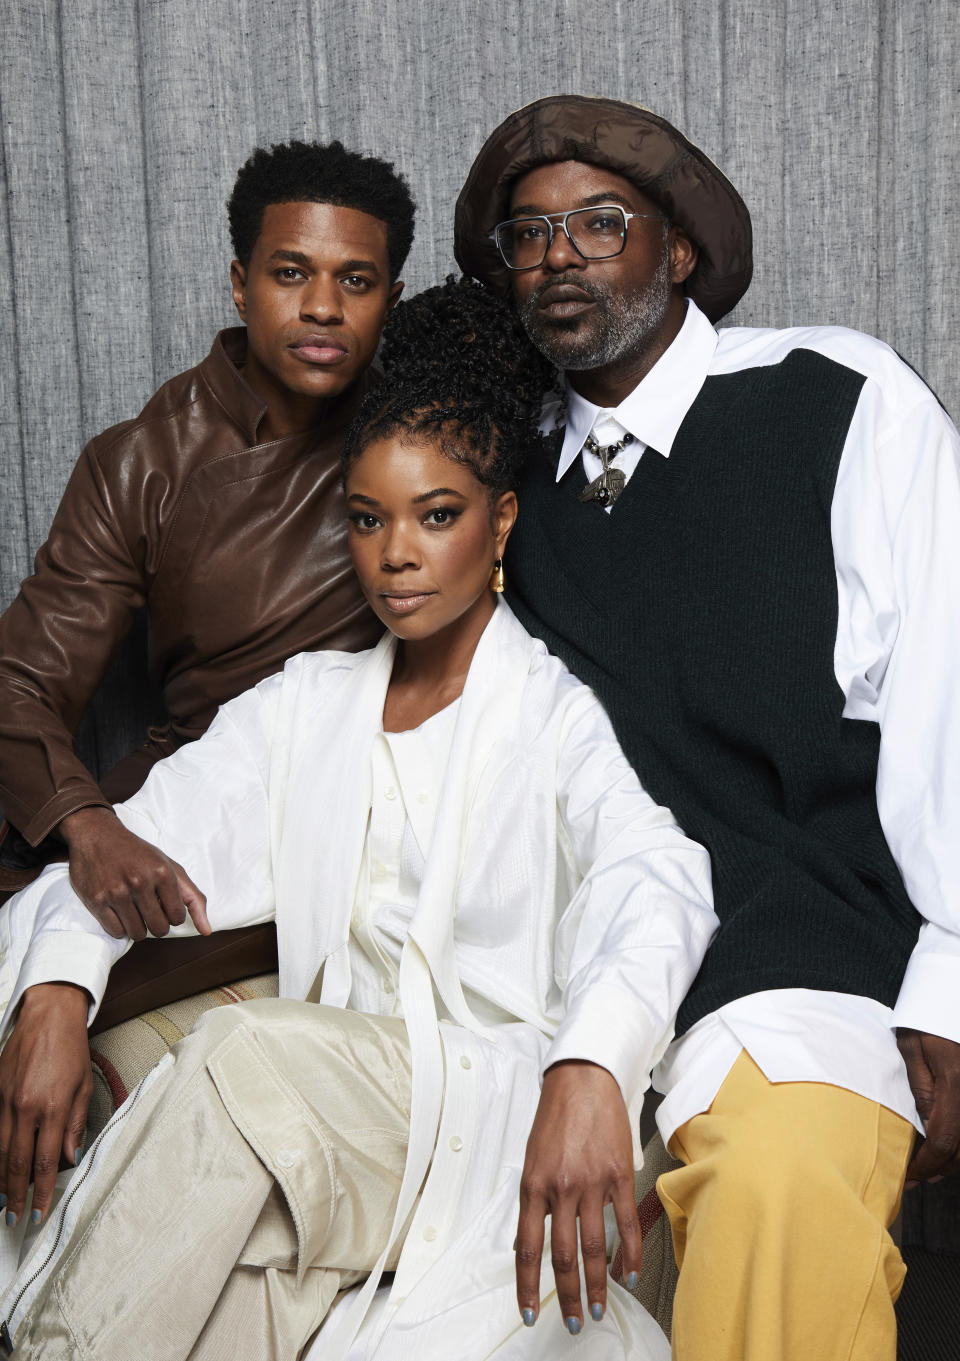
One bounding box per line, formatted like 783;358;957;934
1;0;959;773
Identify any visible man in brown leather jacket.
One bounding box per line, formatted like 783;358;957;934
0;139;414;956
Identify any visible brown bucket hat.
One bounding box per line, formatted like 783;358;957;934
454;94;753;322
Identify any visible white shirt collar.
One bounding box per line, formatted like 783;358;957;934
552;300;720;482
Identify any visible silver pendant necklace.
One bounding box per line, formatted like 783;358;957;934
578;431;634;507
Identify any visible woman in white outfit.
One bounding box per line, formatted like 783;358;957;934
0;278;716;1360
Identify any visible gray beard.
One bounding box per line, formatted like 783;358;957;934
517;240;673;373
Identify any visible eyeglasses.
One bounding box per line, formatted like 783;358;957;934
489;204;664;271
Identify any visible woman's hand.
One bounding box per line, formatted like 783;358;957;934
516;1059;641;1334
0;983;92;1227
60;806;209;940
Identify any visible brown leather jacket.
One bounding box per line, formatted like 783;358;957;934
0;328;380;867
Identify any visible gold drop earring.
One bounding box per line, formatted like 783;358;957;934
489;558;505;593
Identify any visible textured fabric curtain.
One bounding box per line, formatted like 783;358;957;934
1;0;958;762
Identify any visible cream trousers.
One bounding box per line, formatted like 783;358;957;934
14;1000;414;1360
657;1050;915;1361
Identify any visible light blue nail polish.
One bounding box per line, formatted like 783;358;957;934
5;1211;15;1228
31;1208;42;1225
522;1308;536;1327
625;1271;639;1290
590;1302;603;1321
566;1317;581;1336
0;1193;6;1208
74;1148;83;1166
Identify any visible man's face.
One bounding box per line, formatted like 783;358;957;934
231;201;402;429
506;161;691;376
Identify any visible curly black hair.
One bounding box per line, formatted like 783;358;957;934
343;276;556;494
227;140;415;281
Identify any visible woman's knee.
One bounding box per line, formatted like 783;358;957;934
185;999;263;1054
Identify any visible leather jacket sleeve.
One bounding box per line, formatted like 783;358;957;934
0;438;146;844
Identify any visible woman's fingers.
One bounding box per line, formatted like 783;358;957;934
578;1196;611;1324
515;1180;545;1326
4;1102;43;1226
0;1101;12;1218
612;1173;643;1292
548;1193;586;1333
0;984;92;1225
517;1061;639;1331
26;1109;65;1226
61;1068;93;1175
517;1184;641;1333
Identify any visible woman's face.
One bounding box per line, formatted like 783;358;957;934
345;434;517;646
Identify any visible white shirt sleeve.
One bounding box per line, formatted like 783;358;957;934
543;687;717;1154
832;365;960;1042
0;864;129;1042
0;674;283;1041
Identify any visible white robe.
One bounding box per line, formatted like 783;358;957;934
0;601;716;1358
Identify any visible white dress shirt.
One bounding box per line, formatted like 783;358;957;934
548;299;960;1143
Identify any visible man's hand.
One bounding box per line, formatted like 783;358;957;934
0;983;92;1227
897;1028;960;1185
60;806;209;941
516;1059;640;1334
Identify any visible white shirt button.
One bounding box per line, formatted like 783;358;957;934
417;791;430;805
459;1055;472;1070
383;979;394;995
384;786;397;801
449;1135;463;1153
422;1225;437;1243
276;1149;299;1169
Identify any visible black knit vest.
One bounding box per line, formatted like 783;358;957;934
507;349;921;1035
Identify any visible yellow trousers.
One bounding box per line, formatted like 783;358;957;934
657;1051;914;1361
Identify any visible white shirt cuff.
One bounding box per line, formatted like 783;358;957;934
543;983;661;1167
891;928;960;1043
0;930;117;1046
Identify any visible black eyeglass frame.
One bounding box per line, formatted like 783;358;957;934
488;204;665;271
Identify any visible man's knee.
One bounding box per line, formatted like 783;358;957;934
663;1074;912;1258
664;1126;837;1234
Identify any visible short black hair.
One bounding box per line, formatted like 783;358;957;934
344;276;555;495
228;139;415;281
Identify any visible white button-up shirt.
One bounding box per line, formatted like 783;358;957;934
548;299;960;1142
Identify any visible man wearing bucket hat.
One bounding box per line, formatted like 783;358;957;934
455;95;960;1360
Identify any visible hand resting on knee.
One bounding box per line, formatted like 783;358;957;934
0;982;91;1227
